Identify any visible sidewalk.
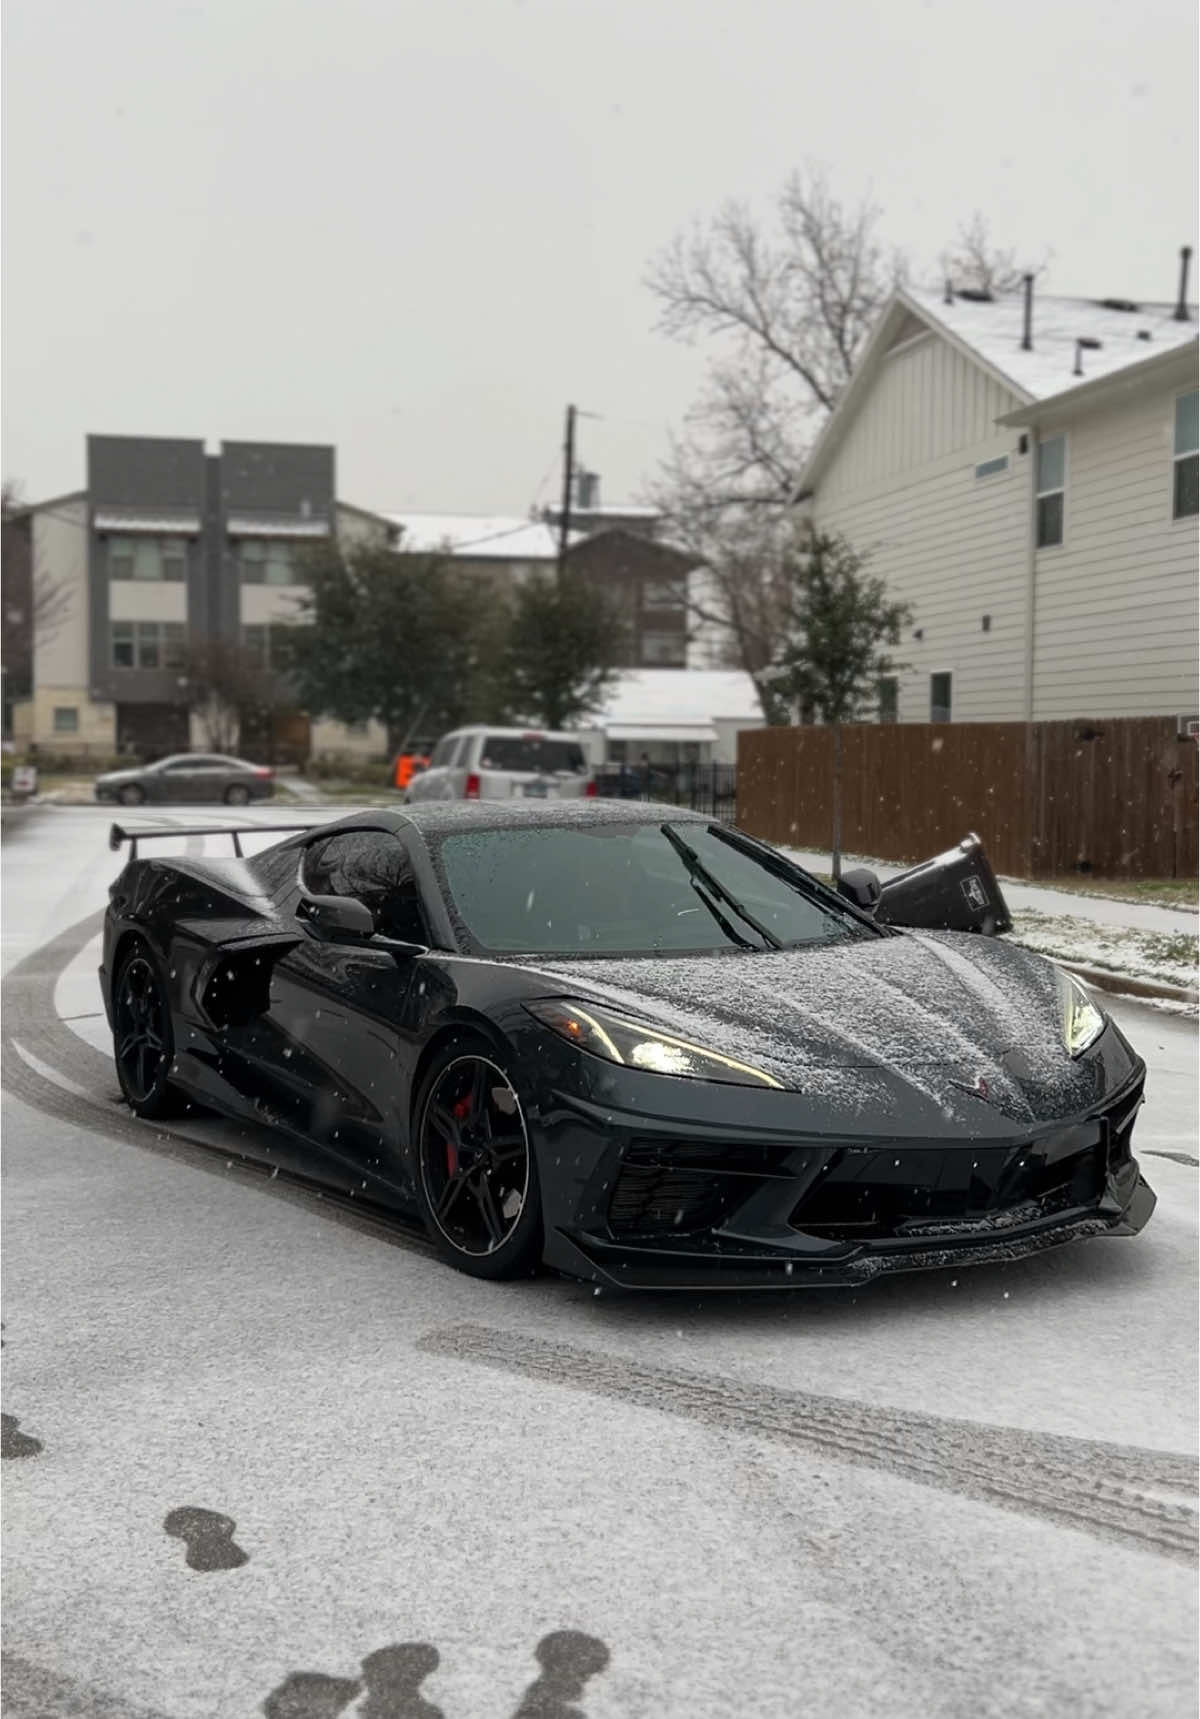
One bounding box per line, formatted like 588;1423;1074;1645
782;846;1199;1007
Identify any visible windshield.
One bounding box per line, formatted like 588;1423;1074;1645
435;821;872;955
479;737;586;774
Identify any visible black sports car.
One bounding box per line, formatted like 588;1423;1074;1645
100;803;1154;1290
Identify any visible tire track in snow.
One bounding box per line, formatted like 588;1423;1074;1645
418;1322;1199;1565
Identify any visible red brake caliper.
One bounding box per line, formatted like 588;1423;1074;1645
447;1089;473;1176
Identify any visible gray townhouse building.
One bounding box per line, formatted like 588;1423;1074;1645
11;434;394;759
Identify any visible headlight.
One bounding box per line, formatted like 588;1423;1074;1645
524;998;783;1089
1056;969;1105;1057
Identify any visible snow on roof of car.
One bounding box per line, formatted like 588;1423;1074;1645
395;799;707;833
904;284;1198;403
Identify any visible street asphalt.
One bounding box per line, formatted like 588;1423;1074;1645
2;804;1197;1718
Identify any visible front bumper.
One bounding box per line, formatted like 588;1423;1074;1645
536;1064;1154;1292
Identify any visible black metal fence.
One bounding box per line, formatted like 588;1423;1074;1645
594;762;737;822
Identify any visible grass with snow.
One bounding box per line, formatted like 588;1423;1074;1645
1009;908;1198;995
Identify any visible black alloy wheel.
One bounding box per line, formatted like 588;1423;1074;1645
415;1040;542;1279
224;783;251;805
112;946;182;1118
118;783;146;806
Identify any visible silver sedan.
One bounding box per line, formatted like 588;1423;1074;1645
93;753;276;806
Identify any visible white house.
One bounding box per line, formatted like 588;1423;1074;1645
574;668;764;766
796;268;1199;723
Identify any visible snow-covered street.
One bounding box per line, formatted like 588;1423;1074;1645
3;805;1197;1719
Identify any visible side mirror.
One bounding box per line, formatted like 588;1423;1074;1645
298;893;375;939
837;867;882;915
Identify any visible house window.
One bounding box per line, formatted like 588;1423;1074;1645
107;537;187;581
640;630;687;666
974;455;1009;479
1035;435;1066;547
239;539;299;585
1174;391;1199;519
930;673;952;723
111;621;187;670
641;577;687;610
53;706;79;733
878;677;898;723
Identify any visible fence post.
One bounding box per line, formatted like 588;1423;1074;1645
831;723;843;882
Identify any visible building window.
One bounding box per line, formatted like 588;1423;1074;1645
107;536;187;581
1035;435;1065;548
53;706;79;733
930;673;952;723
1174;391;1199;519
641;577;687;610
974;455;1009;479
640;631;687;666
111;621;187;670
878;677;898;723
239;539;299;585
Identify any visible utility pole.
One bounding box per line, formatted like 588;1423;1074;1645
556;403;576;587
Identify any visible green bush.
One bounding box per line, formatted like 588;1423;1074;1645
13;751;128;775
304;754;393;785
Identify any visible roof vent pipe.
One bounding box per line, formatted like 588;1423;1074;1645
943;278;953;305
1021;274;1034;351
1073;336;1102;377
1175;246;1193;321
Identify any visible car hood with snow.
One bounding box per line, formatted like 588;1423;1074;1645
521;930;1129;1128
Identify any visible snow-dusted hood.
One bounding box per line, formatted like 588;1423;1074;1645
523;930;1112;1124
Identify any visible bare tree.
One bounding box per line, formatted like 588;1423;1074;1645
2;481;76;719
939;211;1049;300
645;167;904;709
180;637;283;754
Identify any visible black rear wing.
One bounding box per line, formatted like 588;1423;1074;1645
109;821;318;860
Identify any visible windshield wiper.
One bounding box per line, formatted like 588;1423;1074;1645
660;824;781;950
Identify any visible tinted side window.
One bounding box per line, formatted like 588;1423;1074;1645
303;832;427;942
453;734;475;766
478;737;585;772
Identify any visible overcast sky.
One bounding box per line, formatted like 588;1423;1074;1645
3;0;1196;515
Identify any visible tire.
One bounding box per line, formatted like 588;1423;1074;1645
224;783;251;806
118;783;146;806
412;1033;543;1280
112;941;186;1119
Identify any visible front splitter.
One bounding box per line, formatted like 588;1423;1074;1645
544;1172;1157;1293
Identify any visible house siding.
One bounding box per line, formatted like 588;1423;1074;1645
813;331;1029;722
812;323;1199;723
32;496;90;691
1030;382;1198;718
821;333;1022;501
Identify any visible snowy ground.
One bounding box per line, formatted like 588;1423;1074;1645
2;804;1197;1719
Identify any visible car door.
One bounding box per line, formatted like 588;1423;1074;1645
190;757;239;802
408;732;469;801
239;828;432;1201
155;758;203;802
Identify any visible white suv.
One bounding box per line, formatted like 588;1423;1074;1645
404;727;597;803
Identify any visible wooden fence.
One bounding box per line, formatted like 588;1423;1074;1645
737;718;1199;881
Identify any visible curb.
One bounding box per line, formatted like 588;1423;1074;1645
1055;959;1198;1008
